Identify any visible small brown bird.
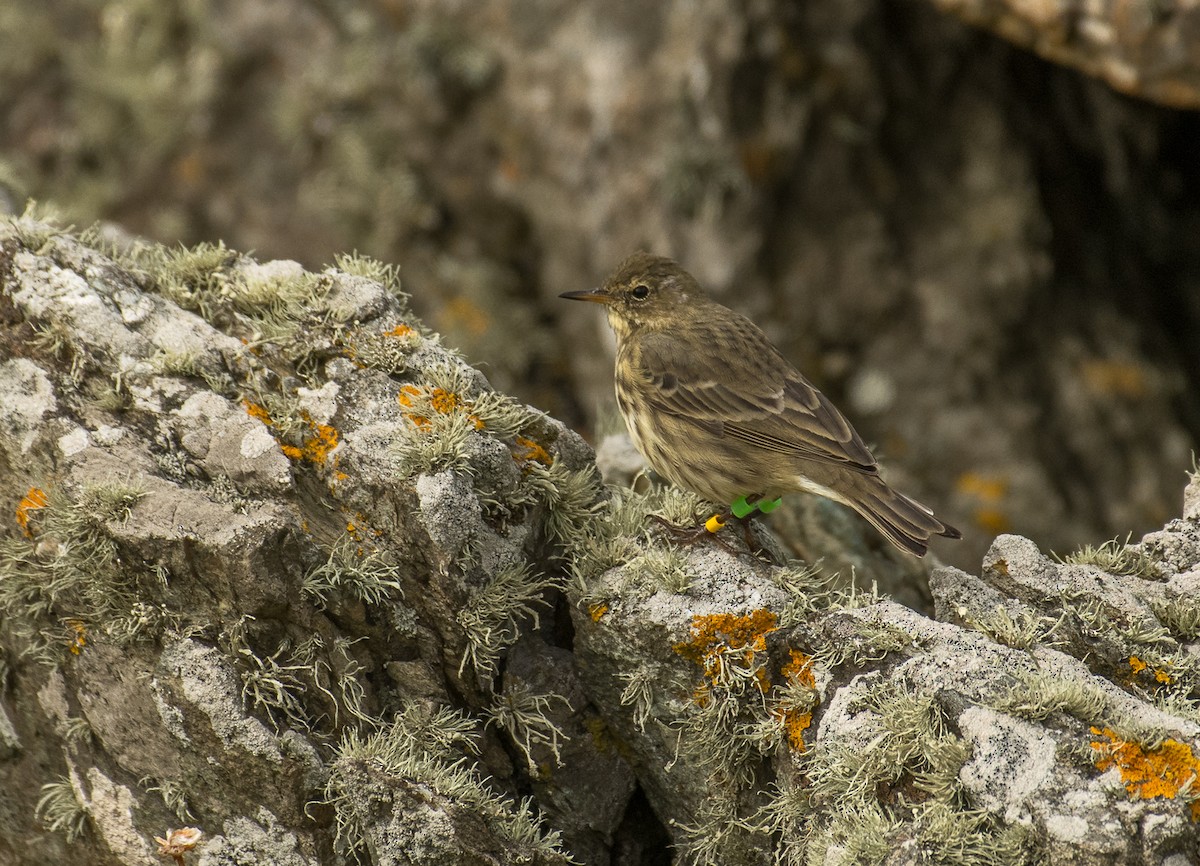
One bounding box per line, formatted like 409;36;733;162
561;251;961;556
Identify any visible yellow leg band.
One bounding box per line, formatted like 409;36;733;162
705;514;726;533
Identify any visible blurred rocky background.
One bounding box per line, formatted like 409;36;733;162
2;0;1199;571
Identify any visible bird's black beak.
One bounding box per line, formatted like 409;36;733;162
559;288;610;305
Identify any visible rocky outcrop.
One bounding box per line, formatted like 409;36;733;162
2;217;1199;865
930;0;1200;108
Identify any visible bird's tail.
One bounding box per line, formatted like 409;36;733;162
842;474;961;557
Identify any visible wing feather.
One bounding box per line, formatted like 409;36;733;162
629;316;877;473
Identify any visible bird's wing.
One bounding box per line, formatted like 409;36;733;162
632;320;877;473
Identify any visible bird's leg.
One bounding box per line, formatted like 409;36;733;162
729;494;782;556
648;506;741;555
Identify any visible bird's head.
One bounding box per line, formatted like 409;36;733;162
560;251;702;339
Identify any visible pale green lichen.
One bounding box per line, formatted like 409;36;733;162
140;776;193;822
968;607;1063;651
488;684;572;772
796;681;1036;866
322;704;565;860
0;482;156;667
35;776;88;842
332;252;407;303
1056;536;1161;579
457;563;558;680
301;535;403;608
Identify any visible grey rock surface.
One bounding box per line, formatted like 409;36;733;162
2;218;1200;865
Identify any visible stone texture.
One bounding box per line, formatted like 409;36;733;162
2;219;1200;865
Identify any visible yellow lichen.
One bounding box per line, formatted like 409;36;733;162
16;487;49;537
1091;726;1200;820
773;649;817;751
1128;655;1174;685
674;610;778;696
588;602;609;622
243;400;339;466
511;435;552;467
67;620;87;656
397;385;484;431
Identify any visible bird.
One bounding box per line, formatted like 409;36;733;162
560;251;961;557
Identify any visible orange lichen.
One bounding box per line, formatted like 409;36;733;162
773;650;817;751
782;649;816;688
67;620;87;656
242;400;273;425
387;324;415;338
398;385;484;430
244;401;338;466
511;436;552;467
1128;656;1175;686
674;610;778;697
778;710;812;751
279;419;339;465
1091;726;1200;819
16;487;49;537
588;603;609;622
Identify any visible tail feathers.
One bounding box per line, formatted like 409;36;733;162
845;476;960;557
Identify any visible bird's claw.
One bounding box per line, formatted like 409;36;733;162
647;513;743;557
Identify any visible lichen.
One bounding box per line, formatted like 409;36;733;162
1091;726;1200;820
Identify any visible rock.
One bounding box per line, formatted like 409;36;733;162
3;217;1200;865
929;0;1200;108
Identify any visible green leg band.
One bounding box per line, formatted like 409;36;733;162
730;495;755;519
730;495;783;518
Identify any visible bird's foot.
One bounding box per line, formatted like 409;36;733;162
648;512;742;557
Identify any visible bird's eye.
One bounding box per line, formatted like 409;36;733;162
631;284;650;300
